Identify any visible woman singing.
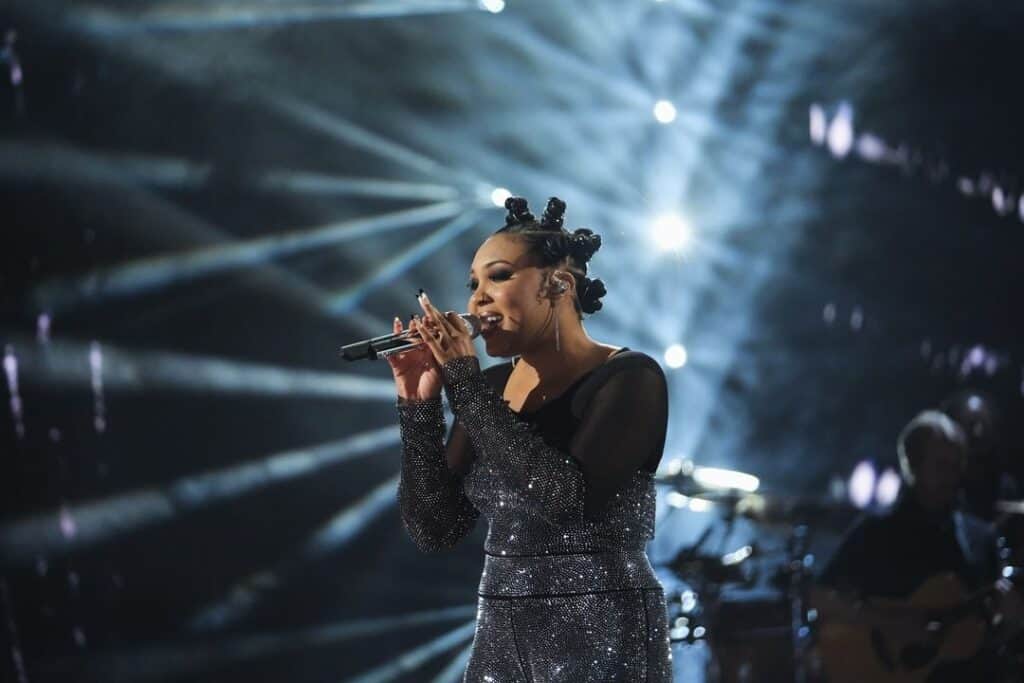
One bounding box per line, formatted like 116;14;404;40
388;196;673;681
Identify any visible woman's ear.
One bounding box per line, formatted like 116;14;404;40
548;271;571;298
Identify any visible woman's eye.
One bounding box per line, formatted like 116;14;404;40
465;271;511;291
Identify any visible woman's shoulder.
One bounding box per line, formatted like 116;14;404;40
569;348;666;417
604;347;665;375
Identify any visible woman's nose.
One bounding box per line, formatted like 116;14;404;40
471;289;491;308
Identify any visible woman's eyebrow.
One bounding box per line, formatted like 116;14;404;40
468;259;512;274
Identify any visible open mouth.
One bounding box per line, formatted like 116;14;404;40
479;313;503;335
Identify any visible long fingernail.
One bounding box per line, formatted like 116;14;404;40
417;288;424;300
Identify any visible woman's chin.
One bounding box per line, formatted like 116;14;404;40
482;335;515;357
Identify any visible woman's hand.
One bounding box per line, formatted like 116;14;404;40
416;291;478;367
386;316;442;401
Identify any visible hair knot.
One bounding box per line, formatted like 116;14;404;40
540;197;566;230
504;196;534;226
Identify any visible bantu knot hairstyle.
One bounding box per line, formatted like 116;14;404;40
504;196;534;226
576;271;607;314
494;196;606;317
540;197;566;230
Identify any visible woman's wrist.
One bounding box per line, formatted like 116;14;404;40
394;378;441;402
439;356;482;388
396;394;441;406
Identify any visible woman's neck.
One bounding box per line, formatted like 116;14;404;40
515;316;606;384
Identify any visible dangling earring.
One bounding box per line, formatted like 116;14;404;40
551;274;566;353
554;307;561;352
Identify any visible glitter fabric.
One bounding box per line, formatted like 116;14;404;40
397;354;672;681
396;396;480;552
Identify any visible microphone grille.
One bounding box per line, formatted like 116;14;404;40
460;313;482;338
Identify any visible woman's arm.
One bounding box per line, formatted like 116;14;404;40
396;397;479;553
440;355;667;525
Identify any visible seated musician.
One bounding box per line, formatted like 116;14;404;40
940;389;1020;523
817;410;1020;681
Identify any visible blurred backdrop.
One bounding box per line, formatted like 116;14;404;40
2;0;1024;681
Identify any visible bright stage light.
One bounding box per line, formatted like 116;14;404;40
691;466;760;493
875;468;901;507
664;344;688;369
993;186;1012;214
665;492;713;512
722;545;753;566
653;100;677;124
809;103;826;145
490;187;511;206
827;102;854;159
848;460;875;508
855;133;888;162
479;0;505;13
686;497;714;512
650;213;693;252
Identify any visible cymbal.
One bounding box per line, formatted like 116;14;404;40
663;489;751;513
664;488;855;530
656;458;760;494
658;457;855;530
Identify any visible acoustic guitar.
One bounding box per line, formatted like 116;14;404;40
811;573;1002;683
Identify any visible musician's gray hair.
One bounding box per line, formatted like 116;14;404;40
897;410;967;484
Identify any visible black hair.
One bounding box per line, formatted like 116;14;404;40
494;196;606;318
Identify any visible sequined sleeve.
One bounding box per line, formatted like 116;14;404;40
441;355;668;525
396;397;480;553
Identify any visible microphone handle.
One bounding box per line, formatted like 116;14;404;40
340;313;480;361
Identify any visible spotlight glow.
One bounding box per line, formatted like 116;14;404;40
686;497;714;513
826;102;854;159
490;187;511;207
993;187;1012;214
653;100;677;124
650;213;693;252
722;545;753;566
3;344;24;439
855;133;888;162
664;344;688;369
665;492;714;512
875;468;901;507
809;103;826;145
479;0;505;13
848;461;875;508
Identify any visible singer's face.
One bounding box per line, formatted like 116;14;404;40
466;234;555;357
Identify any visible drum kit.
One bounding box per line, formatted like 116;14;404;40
654;459;856;683
656;460;1024;682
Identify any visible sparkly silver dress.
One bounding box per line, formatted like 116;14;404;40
397;350;673;682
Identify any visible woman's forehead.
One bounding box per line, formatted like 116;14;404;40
470;234;533;271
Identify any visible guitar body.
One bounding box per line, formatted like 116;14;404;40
813;573;988;683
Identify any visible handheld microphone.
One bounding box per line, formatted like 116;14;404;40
339;313;482;361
